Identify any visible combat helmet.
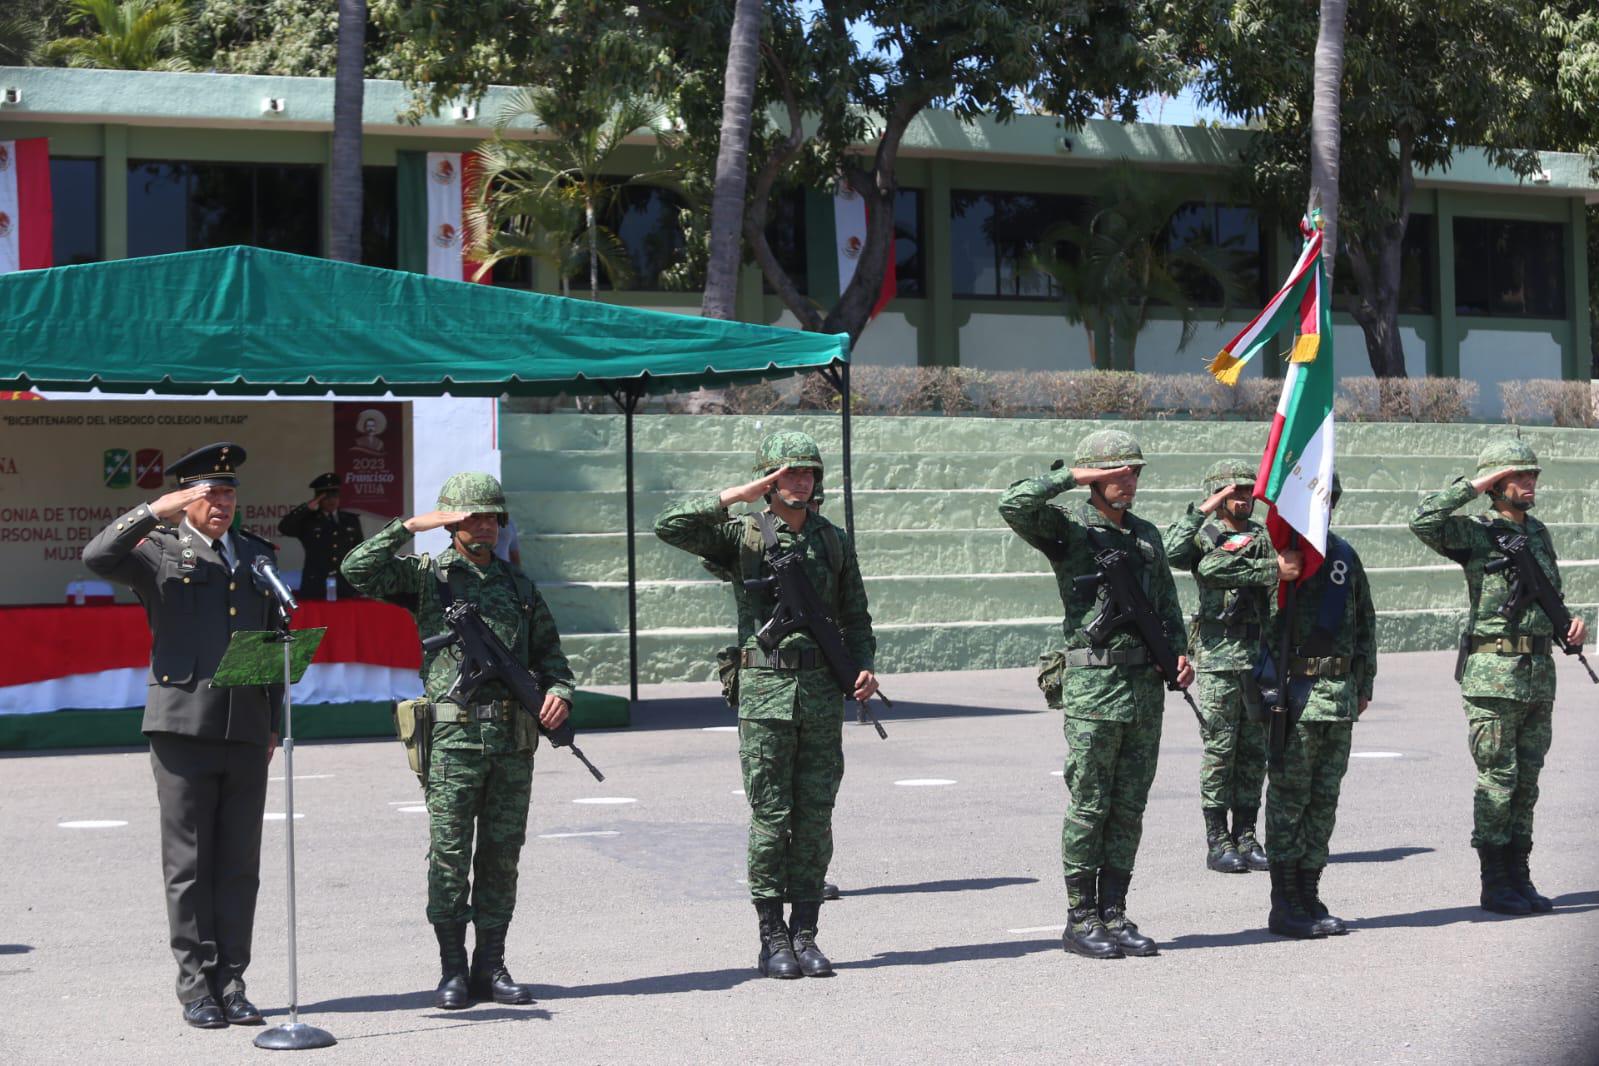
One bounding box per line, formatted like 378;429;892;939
755;431;824;476
1475;437;1541;479
1074;429;1146;470
1202;459;1256;494
437;472;508;526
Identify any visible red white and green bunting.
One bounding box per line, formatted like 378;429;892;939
1206;220;1324;384
0;138;53;275
396;151;488;284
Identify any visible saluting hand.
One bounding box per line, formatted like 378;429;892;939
720;466;789;508
539;693;571;729
150;485;211;523
1470;467;1518;494
403;510;474;533
1198;486;1236;515
1069;464;1135;484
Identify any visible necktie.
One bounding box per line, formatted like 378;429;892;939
212;538;231;571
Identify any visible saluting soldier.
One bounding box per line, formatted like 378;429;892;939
1165;460;1298;874
83;442;281;1030
654;432;877;980
999;430;1193;960
1409;438;1588;915
278;472;365;599
340;472;574;1009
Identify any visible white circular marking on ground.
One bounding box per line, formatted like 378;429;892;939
263;812;305;821
572;797;638;805
59;820;128;829
539;831;621;839
894;778;957;787
1351;751;1404;759
701;726;738;733
396;805;427;814
269;774;334;782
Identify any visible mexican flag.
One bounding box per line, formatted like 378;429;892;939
0;138;53;275
834;183;896;319
396;151;489;283
1253;233;1335;582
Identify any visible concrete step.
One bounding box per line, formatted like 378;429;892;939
509;488;1599;537
537;563;1599;635
520;522;1599;584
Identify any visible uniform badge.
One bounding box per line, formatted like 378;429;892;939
1221;534;1254;552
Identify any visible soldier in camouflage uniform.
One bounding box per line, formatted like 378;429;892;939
1264;473;1377;939
1408;438;1587;915
1165;460;1298;874
999;430;1194;960
654;432;878;980
341;473;575;1007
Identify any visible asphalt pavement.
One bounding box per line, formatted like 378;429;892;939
2;651;1596;1065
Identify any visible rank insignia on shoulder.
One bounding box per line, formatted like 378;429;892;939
1221;534;1254;552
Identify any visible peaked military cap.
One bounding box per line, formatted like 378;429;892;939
169;442;245;488
309;472;340;492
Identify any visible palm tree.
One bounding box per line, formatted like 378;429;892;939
465;87;673;299
42;0;193;71
1034;164;1249;368
1308;0;1347;286
0;14;45;65
702;0;763;321
328;0;366;263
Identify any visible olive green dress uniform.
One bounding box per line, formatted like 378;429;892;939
82;443;282;1011
278;475;364;600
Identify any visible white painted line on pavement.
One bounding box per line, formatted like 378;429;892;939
396;806;427;814
1050;770;1064;777
1008;924;1065;935
59;820;128;829
1352;751;1404;759
263;813;305;821
730;789;744;795
269;774;334;782
573;797;638;805
895;779;957;787
702;726;738;733
539;831;621;839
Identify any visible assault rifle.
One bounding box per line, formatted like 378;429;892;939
422;601;606;779
743;512;889;738
1073;545;1202;725
1485;532;1598;684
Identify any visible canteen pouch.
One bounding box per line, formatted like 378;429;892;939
715;646;741;709
1036;650;1068;710
394;698;434;784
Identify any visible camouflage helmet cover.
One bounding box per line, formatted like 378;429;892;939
755;431;825;476
437;472;508;524
1475;437;1540;478
1073;429;1146;470
1202;459;1257;493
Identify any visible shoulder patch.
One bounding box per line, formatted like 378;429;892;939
1220;533;1254;552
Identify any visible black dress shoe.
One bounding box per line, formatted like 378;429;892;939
182;995;228;1029
222;991;264;1025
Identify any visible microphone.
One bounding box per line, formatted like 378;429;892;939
252;556;299;613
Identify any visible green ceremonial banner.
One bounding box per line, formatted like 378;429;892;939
0;246;849;397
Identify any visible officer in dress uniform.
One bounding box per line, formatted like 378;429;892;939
83;442;283;1030
278;472;365;599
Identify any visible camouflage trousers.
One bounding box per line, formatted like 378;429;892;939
1060;677;1165;881
425;746;533;928
1464;696;1553;848
1265;720;1351;868
1196;669;1267;813
738;705;845;904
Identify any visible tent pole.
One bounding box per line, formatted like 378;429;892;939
623;388;640;707
839;361;855;541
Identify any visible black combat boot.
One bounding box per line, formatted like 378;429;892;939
433;922;471;1009
1478;844;1533;915
1061;873;1124;959
1298;865;1347;936
1231;807;1270;872
788;901;834;977
1205;808;1247;873
1267;862;1324;939
1097;867;1157;956
1505;837;1554;913
755;901;803;979
469;924;536;1005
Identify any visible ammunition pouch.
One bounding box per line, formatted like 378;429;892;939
394;698;434;785
715;646;740;709
1036;650;1067;709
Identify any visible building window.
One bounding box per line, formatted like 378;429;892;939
893;188;925;298
361;166;397;269
950;190;1088;298
1332;214;1433;314
50;157;102;266
127;161;321;258
763;188;808;295
1165;203;1265;307
574;184;686;291
1453;217;1566;318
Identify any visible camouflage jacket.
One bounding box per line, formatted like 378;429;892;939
998;469;1187;722
1268;532;1377;721
653;496;875;720
1164;506;1276;673
1409;478;1562;702
340;519;575;752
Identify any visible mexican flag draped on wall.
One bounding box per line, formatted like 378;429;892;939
1211;218;1335;582
0;139;53;275
396;151;488;283
833;183;896;319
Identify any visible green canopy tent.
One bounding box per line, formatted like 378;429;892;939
0;245;854;704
